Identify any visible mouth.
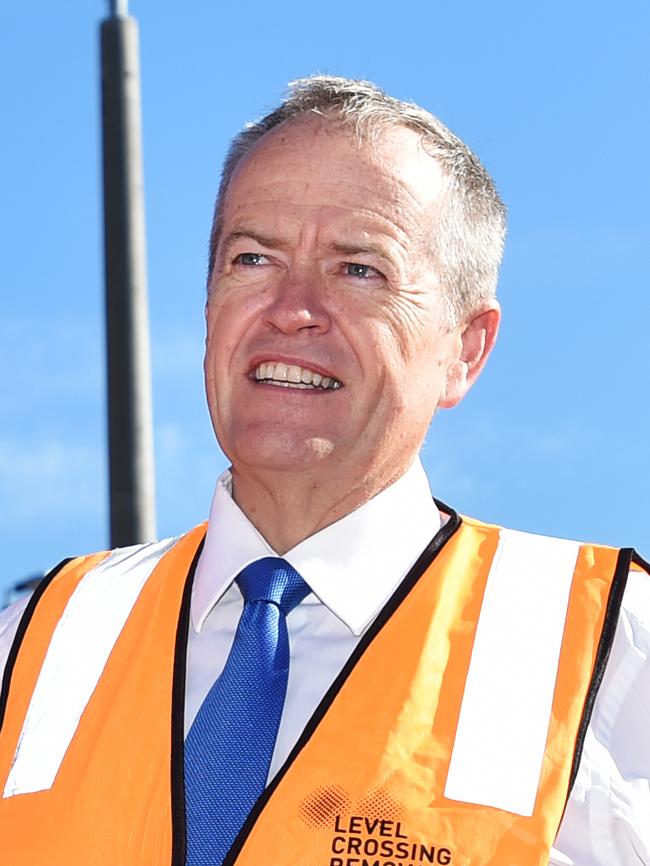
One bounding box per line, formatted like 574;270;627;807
252;361;342;391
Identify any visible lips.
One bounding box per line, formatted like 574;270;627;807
253;361;342;390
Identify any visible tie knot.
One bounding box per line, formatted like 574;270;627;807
236;557;310;614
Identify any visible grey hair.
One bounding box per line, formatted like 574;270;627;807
207;75;506;324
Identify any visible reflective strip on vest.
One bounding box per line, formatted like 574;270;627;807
444;528;580;815
3;537;178;798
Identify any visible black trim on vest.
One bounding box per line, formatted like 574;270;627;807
567;547;634;795
222;503;462;866
632;550;650;575
0;558;73;735
170;536;204;866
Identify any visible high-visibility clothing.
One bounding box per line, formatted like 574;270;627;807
0;511;645;866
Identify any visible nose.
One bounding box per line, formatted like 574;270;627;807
263;270;331;336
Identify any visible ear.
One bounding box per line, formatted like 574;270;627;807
439;302;501;409
204;301;210;345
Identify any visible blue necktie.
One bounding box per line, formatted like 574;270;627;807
184;557;310;865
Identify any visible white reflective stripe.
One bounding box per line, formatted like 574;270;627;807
3;536;178;798
444;528;580;816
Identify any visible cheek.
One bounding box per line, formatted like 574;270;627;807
205;296;256;379
360;316;415;379
357;291;436;368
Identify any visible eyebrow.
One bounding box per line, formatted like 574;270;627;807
221;230;289;253
329;241;396;266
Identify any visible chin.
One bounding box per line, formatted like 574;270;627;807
227;429;338;474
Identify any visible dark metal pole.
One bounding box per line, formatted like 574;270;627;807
100;1;156;547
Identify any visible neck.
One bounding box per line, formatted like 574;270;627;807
229;462;410;554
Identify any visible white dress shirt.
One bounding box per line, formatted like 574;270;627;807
187;459;440;773
0;460;648;865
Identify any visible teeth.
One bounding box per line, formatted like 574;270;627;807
287;365;302;383
254;362;340;390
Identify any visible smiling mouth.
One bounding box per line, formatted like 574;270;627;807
254;361;342;390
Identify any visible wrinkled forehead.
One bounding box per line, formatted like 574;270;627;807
220;116;447;245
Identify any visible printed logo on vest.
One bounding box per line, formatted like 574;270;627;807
329;814;452;866
298;786;453;866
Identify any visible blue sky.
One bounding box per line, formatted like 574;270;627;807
1;1;648;594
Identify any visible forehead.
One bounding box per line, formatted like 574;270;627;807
220;118;446;246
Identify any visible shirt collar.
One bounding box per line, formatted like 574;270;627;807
191;459;440;636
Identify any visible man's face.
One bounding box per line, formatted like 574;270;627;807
205;118;491;487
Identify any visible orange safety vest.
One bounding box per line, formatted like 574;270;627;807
0;510;646;866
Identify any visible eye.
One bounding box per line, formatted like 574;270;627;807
344;262;382;279
234;252;269;266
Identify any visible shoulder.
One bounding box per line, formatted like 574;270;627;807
0;555;96;683
555;560;650;863
0;594;32;676
601;558;650;739
0;528;205;683
621;555;650;638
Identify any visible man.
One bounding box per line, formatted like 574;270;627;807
0;76;648;866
